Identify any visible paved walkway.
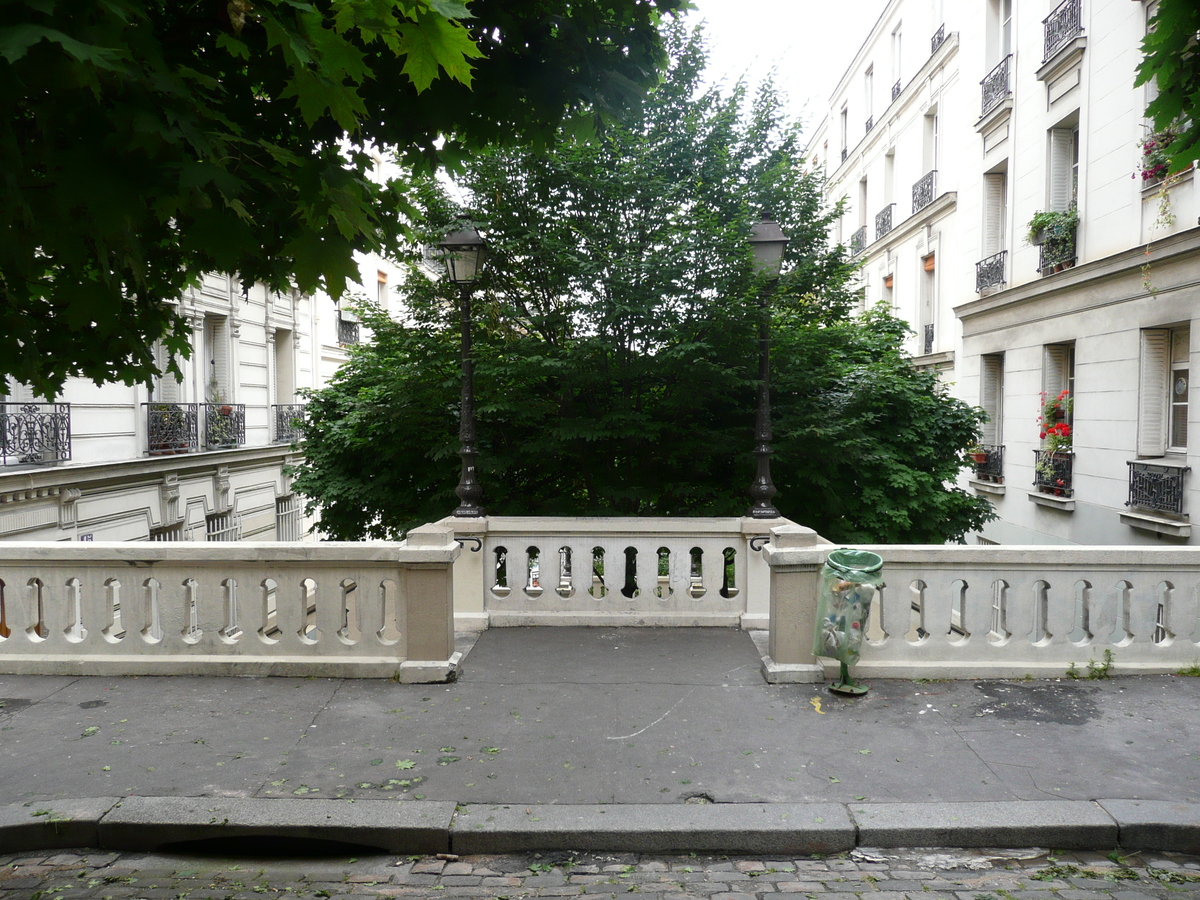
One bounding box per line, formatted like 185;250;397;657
2;627;1199;853
5;846;1200;900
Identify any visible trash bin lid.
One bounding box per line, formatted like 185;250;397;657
826;548;883;575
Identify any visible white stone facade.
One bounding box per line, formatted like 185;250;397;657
806;0;1200;545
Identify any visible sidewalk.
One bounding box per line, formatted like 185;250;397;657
1;627;1198;853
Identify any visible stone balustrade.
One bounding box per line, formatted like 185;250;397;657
0;526;460;681
763;527;1200;682
441;516;796;630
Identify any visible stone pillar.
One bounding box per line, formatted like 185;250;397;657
400;524;460;668
761;524;827;683
438;515;490;632
739;515;789;630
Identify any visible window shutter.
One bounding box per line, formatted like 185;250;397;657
1049;128;1074;213
980;355;1003;445
1139;329;1169;457
1043;345;1067;401
984;173;1006;255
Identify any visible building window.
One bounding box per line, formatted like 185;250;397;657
377;270;389;310
1048;124;1079;212
977;169;1008;292
919;256;935;352
1139;325;1190;457
338;309;360;345
1035;343;1075;496
276;495;303;541
840;106;849;159
977;354;1005;483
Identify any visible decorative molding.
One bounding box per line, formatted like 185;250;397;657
58;487;82;527
215;466;231;512
160;474;181;525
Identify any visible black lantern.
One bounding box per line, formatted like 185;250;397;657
439;225;488;517
746;213;789;519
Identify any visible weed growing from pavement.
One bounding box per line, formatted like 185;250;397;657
1176;662;1200;676
1067;648;1114;680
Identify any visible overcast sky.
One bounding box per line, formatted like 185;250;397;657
681;0;891;133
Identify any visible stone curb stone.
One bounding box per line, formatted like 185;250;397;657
0;798;119;852
850;800;1117;849
1099;799;1200;853
95;796;455;854
449;803;855;855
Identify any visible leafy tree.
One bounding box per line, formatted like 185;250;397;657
1136;0;1200;175
0;0;685;397
290;27;995;544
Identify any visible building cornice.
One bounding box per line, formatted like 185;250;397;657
0;445;300;503
955;226;1200;336
860;191;957;260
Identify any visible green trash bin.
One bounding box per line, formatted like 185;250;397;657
811;548;884;695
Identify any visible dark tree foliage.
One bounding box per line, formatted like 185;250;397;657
0;0;686;397
1136;0;1200;175
291;28;995;544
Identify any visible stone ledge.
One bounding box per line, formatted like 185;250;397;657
449;802;854;855
851;800;1116;849
1120;510;1191;538
1028;491;1075;511
0;798;119;852
97;796;455;854
969;479;1006;496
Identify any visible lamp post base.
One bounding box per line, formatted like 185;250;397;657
452;504;486;518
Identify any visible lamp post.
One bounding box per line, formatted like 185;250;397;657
439;225;488;517
746;213;789;519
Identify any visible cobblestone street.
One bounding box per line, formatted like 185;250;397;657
3;847;1200;900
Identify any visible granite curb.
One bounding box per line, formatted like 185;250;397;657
2;797;1199;855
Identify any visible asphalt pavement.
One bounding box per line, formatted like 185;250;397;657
1;627;1199;854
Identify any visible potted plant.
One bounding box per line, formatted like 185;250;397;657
969;444;989;465
1036;389;1073;485
1138;128;1179;184
1027;207;1079;272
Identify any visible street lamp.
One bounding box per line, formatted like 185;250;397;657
439;225;488;517
746;213;789;519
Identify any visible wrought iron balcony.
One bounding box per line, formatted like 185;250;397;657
875;203;896;241
204;403;246;450
980;54;1012;117
974;444;1005;485
1127;461;1190;516
273;403;306;444
1037;222;1078;275
849;226;867;256
1044;0;1082;62
912;170;937;213
975;250;1007;292
931;24;946;55
923;324;935;356
891;80;902;103
840;147;848;163
865;115;874;134
337;317;360;346
1034;449;1073;497
0;402;71;466
145;402;199;456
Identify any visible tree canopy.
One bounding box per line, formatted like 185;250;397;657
289;28;995;544
1136;0;1200;175
0;0;686;397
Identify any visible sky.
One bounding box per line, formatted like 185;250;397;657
681;0;891;133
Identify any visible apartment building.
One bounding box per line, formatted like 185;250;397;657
807;0;1200;545
0;247;401;542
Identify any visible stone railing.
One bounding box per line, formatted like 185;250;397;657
762;527;1200;682
0;528;460;681
441;516;797;631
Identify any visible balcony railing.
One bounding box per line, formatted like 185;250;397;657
922;323;934;356
840;147;848;163
865;115;874;134
204;403;246;450
875;203;895;241
849;226;867;256
1034;449;1074;497
1127;461;1190;516
891;80;902;103
980;54;1012;117
1037;223;1078;274
912;170;937;213
273;403;306;444
145;402;199;456
975;250;1007;292
973;444;1005;484
338;317;360;346
0;402;71;466
1044;0;1082;62
931;24;946;55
